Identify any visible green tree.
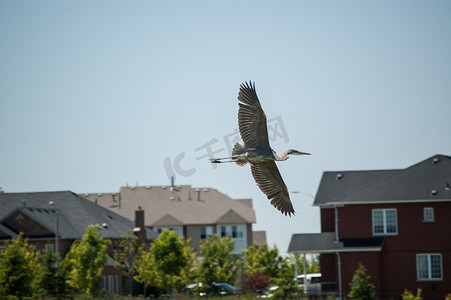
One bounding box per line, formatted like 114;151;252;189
114;228;140;295
242;244;284;291
0;233;41;299
64;225;110;296
36;249;70;299
135;230;194;296
269;255;303;299
348;263;375;300
242;244;281;278
195;234;239;295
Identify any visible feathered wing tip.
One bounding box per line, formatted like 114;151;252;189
269;193;295;217
240;81;255;92
238;81;259;107
250;162;296;217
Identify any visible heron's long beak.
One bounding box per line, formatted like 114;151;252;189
294;151;311;155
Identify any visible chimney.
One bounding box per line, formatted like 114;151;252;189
134;207;146;242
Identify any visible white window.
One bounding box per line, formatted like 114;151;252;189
217;224;246;254
108;276;114;293
219;225;244;238
417;254;442;280
372;209;397;235
155;227;183;237
200;226;213;239
423;207;434;222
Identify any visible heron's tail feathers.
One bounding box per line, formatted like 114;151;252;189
232;143;244;156
232;143;247;166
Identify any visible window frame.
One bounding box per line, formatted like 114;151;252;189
200;226;213;239
218;225;244;239
416;253;443;281
372;208;398;236
423;207;435;222
217;224;247;254
155;227;183;237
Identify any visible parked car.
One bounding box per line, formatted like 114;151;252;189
184;282;238;297
295;273;322;293
257;285;279;298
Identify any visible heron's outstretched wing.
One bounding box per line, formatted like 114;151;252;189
250;161;295;216
238;81;271;149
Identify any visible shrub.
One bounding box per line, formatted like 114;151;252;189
402;289;422;300
348;263;375;300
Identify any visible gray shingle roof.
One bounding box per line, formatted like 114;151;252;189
287;232;383;253
314;154;451;207
0;191;158;240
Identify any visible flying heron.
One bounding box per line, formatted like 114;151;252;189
210;81;310;216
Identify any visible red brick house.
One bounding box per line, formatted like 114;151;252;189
288;154;451;300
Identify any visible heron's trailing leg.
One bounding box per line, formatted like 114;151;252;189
210;153;248;166
209;156;238;164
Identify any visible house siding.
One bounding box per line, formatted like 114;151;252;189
320;208;335;232
319;253;337;292
320;201;451;299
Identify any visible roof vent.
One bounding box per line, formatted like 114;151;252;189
445;182;450;191
335;174;343;180
430;190;438;196
102;223;108;229
432;157;440;164
170;196;175;201
146;186;151;189
162;186;166;189
203;189;209;192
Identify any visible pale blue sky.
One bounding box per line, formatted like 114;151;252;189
1;0;450;253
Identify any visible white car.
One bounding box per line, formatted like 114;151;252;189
295;273;322;293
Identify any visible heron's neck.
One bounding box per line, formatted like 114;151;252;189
273;150;290;161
